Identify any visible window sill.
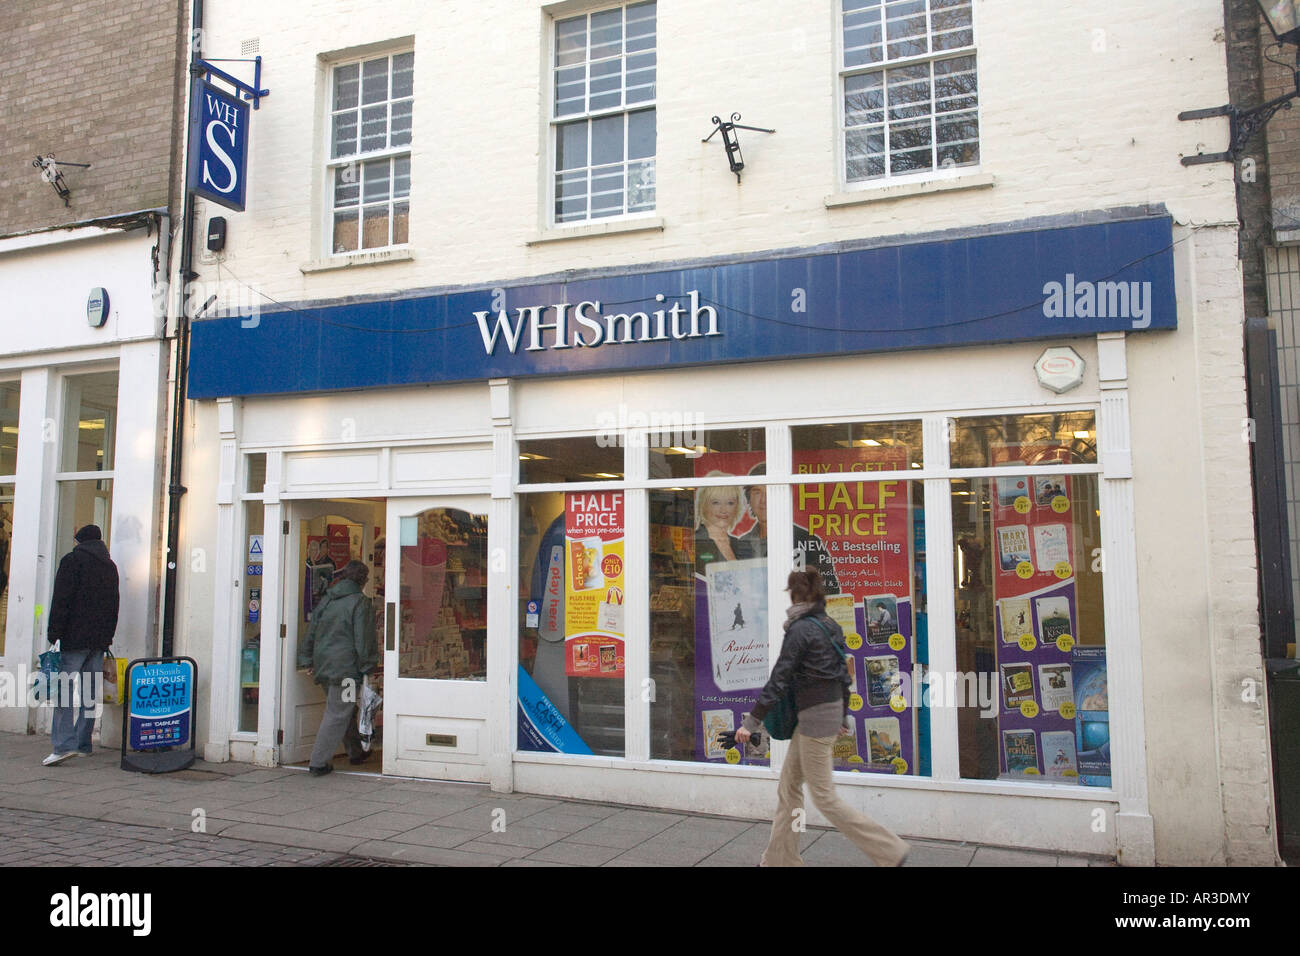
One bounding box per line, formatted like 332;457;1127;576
300;248;414;274
825;172;995;208
526;216;664;246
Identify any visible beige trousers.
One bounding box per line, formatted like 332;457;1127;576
761;731;909;867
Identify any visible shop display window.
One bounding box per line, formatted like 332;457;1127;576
399;508;488;681
649;476;769;764
950;411;1097;469
951;467;1107;786
0;382;19;477
791;420;923;470
648;427;763;480
790;473;929;776
61;371;117;472
519;436;624;483
518;490;626;757
55;479;112;555
0;490;11;657
239;500;264;733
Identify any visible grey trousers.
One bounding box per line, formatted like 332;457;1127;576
309;682;363;768
761;731;909;867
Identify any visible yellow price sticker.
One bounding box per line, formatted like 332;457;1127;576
1063;769;1078;777
1018;633;1037;652
845;631;863;650
1054;561;1073;579
1024;767;1040;775
1020;700;1039;719
889;694;907;713
1013;496;1031;514
888;633;906;652
848;755;864;763
1016;561;1034;579
725;748;741;764
1056;634;1075;653
892;757;908;775
1051;495;1070;513
849;693;864;712
1059;702;1077;720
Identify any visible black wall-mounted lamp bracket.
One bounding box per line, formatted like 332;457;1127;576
32;155;91;206
1179;46;1300;165
702;112;775;182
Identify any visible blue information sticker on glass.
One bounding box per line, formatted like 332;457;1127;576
128;660;194;751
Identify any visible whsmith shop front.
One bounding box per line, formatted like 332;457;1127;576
187;210;1189;859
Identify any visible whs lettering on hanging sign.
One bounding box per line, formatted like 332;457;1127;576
474;290;721;355
187;80;250;212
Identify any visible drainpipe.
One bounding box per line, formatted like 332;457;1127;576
161;0;204;657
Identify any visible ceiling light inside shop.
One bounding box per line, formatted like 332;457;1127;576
79;420;106;430
910;462;922;468
1073;431;1092;439
667;445;708;456
518;453;551;461
0;426;16;435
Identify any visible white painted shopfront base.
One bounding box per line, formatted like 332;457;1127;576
512;754;1121;857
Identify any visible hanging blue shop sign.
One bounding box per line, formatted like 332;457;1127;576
189;213;1179;398
187;79;250;211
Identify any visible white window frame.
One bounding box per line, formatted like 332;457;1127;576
838;0;981;190
323;49;413;256
548;0;657;227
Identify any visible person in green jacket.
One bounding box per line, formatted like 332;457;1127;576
297;560;378;776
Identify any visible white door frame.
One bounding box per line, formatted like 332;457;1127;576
383;494;493;782
278;499;380;765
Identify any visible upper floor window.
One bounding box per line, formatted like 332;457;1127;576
840;0;978;185
328;51;413;253
552;1;656;224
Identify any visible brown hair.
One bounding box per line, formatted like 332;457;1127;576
338;560;370;586
786;569;825;604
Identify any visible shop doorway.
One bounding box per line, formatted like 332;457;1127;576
383;496;490;782
279;499;385;768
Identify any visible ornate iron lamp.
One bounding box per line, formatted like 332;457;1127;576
1179;1;1300;164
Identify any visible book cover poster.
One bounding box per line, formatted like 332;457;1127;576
996;475;1030;507
864;717;902;766
1038;663;1074;713
1073;646;1111;786
997;525;1031;571
998;596;1032;644
1003;729;1039;776
1041;730;1078;779
705;558;769;691
701;709;735;760
1032;523;1070;572
865;593;899;645
1001;662;1035;709
865;655;901;707
1035;596;1073;643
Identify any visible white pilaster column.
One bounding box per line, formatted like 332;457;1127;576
254;451;283;767
1096;331;1155;866
923;414;960;781
487;378;517;793
203;398;241;761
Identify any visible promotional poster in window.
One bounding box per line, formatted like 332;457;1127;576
691;447;918;773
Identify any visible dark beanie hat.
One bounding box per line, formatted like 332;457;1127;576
75;524;103;543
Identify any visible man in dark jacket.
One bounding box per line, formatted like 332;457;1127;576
43;524;119;766
297;560;378;776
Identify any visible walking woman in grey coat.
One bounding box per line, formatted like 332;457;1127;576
735;569;909;867
297;560;378;776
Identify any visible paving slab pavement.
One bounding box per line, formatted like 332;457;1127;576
0;732;1115;867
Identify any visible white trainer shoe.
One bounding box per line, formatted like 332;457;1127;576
42;752;75;766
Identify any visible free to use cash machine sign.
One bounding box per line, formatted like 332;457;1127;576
128;660;195;750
